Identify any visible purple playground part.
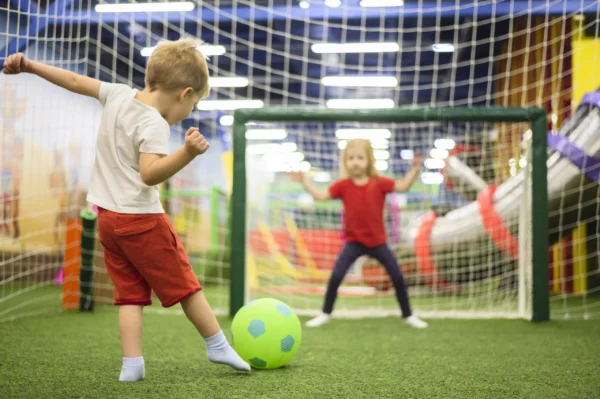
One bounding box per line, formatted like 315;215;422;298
54;267;64;285
581;91;600;108
547;133;600;182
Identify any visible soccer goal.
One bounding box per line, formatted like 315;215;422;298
229;107;550;321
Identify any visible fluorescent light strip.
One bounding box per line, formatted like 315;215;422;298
421;172;444;185
336;129;391;140
197;100;264;111
370;138;390;149
321;76;398;88
434;138;456;150
325;0;341;7
209;77;249;88
432;43;455;53
219;115;234;126
424;158;445;169
95;2;195;13
314;172;332;183
141;45;226;57
360;0;404;7
327;99;394;109
247;142;297;155
374;150;390;160
266;160;311;173
375;160;389;171
267;152;305;163
338;138;389;150
246;129;287;140
400;149;414;160
430;148;449;159
311;42;400;54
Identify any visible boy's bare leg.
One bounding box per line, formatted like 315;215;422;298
120;305;143;357
180;290;220;338
180;291;250;371
118;305;145;382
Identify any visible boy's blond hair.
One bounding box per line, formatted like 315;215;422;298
145;38;210;98
339;139;379;178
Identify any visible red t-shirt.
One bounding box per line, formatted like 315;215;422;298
328;176;395;247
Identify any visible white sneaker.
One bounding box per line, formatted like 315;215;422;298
306;313;331;327
404;315;428;329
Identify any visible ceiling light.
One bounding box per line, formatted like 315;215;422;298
421;172;444;184
246;129;288;140
400;149;414;160
424;158;445;169
375;160;389;171
335;129;392;140
432;43;455;53
321;76;398;87
197;100;264;111
209;77;249;88
326;99;395;109
141;44;226;57
311;42;400;54
219;115;234;126
433;138;456;150
95;1;195;13
360;0;404;7
430;148;449;159
325;0;341;7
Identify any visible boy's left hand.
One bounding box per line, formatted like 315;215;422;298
3;53;30;75
184;127;210;156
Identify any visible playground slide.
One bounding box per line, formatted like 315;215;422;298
398;91;600;269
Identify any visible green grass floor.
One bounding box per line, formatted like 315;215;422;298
1;309;599;399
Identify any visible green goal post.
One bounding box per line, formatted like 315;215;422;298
230;107;549;322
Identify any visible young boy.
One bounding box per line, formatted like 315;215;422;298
3;38;251;380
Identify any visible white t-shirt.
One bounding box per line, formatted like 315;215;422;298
86;82;170;214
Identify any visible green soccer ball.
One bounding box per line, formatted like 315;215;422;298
230;298;302;369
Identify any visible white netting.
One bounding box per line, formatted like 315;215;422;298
245;120;525;319
1;1;599;322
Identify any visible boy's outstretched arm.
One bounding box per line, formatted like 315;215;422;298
140;128;209;186
290;172;331;201
394;154;424;192
3;53;101;99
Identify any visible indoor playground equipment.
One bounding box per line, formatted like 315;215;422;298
401;91;600;292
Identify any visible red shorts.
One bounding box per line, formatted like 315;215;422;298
97;208;202;307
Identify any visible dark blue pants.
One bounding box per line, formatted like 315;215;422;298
322;242;413;318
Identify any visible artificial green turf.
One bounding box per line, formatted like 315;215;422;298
1;310;599;399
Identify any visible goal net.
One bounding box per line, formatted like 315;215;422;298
234;107;551;320
1;1;600;322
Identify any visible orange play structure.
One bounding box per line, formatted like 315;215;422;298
61;218;82;309
249;219;398;290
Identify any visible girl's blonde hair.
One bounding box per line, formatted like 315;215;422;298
339;139;379;178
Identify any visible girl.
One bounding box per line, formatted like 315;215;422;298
290;139;427;328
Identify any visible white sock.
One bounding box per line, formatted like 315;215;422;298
404;315;428;329
119;356;145;382
204;330;251;371
306;313;330;327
